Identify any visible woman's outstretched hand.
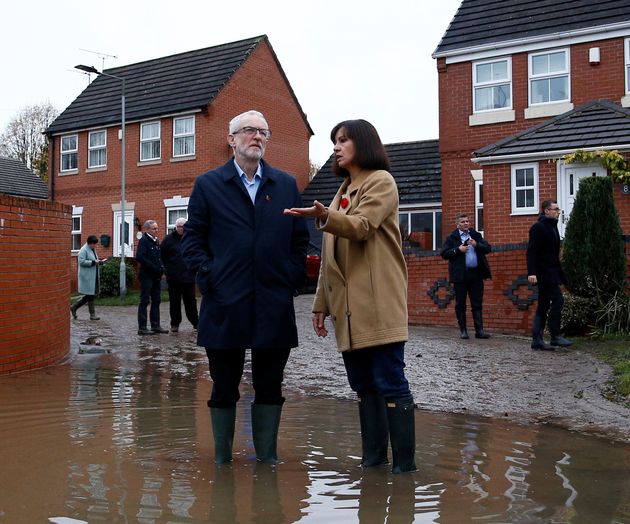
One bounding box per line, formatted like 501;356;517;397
283;200;328;221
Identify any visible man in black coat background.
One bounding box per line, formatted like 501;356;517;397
527;199;572;350
441;213;492;339
160;217;199;333
136;220;168;335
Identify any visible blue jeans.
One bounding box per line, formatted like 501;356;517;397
342;342;411;399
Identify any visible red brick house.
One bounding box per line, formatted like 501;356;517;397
304;0;630;334
46;35;312;287
425;0;630;333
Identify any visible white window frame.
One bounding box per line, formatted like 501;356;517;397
61;134;78;172
472;57;512;113
140;121;161;161
511;163;539;215
88;130;107;168
625;38;630;95
528;48;570;106
166;206;188;234
398;208;443;251
475;180;484;235
173;115;195;157
71;206;83;252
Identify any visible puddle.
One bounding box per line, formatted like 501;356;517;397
0;346;628;523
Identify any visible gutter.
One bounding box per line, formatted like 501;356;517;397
472;143;630;165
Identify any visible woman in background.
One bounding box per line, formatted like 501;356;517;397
71;235;107;320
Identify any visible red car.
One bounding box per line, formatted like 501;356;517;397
303;241;321;293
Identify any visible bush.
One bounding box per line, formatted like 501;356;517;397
561;292;598;336
595;292;630;336
99;259;136;296
562;176;626;300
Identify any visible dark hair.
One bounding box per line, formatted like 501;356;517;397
541;199;557;211
330;119;390;177
87;235;99;245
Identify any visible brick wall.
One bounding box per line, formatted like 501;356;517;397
51;40;311;290
407;245;536;335
0;195;72;373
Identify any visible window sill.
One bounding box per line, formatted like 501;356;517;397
469;109;515;126
59;169;78;176
137;159;162;166
170;155;196;163
86;166;107;173
524;102;573;119
621;95;630;108
510;210;538;217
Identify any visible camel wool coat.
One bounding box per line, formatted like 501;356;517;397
312;169;408;352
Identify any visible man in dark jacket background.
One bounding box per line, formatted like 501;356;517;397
182;110;308;465
136;220;168;335
441;213;492;339
527;200;572;350
160;217;198;333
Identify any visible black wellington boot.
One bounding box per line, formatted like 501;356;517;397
210;406;236;464
472;309;490;338
531;315;554;351
386;397;417;474
251;403;282;464
456;310;469;339
358;394;389;467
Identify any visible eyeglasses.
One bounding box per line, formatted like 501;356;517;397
232;126;272;139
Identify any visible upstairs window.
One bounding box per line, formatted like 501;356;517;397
140;121;161;161
529;49;570;105
173;116;195;157
511;163;538;215
473;57;512;112
61;135;78;172
88;130;107;168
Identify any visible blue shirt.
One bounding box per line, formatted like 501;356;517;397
459;230;478;268
234;159;262;204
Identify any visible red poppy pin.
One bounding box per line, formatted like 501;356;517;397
340;196;349;209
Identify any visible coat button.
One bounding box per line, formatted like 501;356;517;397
346;311;351;317
328;285;333;291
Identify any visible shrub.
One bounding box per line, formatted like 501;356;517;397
595;292;630;336
99;259;136;296
561;292;598;336
562;176;626;300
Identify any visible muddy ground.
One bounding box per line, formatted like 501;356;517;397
70;294;630;443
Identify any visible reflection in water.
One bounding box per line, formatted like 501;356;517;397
0;349;628;523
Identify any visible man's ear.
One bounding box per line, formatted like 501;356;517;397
227;134;235;148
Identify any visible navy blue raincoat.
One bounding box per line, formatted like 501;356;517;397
182;159;308;350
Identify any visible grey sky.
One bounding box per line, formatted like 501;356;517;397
1;0;460;167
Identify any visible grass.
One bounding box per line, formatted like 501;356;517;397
571;334;630;406
71;290;170;307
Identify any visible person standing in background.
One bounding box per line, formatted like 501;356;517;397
527;200;572;350
71;235;107;320
136;220;168;335
440;213;492;340
160;217;199;333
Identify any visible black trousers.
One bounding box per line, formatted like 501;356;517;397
454;267;484;316
167;279;198;328
138;274;162;329
535;282;564;335
205;347;290;408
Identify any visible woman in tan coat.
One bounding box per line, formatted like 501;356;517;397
284;119;415;474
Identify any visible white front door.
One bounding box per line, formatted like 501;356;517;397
558;163;606;237
113;211;134;257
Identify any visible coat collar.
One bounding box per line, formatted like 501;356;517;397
220;158;278;184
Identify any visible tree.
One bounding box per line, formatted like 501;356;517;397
0;102;59;181
562;176;627;299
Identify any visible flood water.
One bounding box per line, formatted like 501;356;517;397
1;343;629;523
